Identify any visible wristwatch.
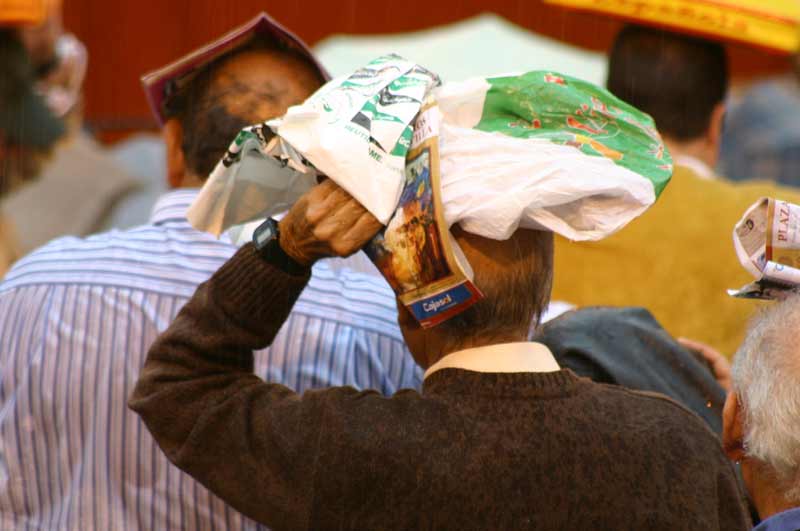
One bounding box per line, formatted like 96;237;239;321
252;218;308;275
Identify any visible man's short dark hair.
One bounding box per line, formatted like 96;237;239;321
437;229;554;347
167;39;322;179
607;25;728;141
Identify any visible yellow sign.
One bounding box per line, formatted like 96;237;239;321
545;0;800;53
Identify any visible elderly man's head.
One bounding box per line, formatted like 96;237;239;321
724;294;800;518
162;39;323;188
398;225;554;367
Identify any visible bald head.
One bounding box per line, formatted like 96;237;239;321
170;44;322;181
210;49;322;122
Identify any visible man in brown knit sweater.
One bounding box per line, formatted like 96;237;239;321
130;179;751;530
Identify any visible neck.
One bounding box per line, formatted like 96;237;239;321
664;136;717;169
754;488;796;521
746;460;798;520
418;330;528;369
170;173;205;189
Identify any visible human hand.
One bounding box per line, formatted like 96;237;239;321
678;337;732;393
278;178;382;266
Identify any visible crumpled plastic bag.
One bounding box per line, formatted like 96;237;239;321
188;55;672;242
437;121;660;241
182;128;316;237
433;72;671;240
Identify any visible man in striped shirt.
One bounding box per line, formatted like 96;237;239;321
0;14;421;530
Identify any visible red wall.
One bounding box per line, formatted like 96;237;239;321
62;0;792;139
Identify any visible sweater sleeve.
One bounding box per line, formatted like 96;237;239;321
129;243;333;529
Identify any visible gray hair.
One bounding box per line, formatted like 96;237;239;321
732;294;800;502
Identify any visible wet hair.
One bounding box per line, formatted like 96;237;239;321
437;229;554;347
607;25;728;141
166;38;323;179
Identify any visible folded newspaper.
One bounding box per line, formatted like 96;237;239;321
730;197;800;300
188;54;673;327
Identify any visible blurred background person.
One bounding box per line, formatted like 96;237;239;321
0;17;65;274
552;25;800;356
607;26;726;181
535;305;727;432
17;0;87;127
0;0;139;259
719;61;800;187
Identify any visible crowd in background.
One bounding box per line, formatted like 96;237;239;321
3;1;800;530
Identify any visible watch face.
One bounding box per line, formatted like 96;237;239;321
253;219;278;250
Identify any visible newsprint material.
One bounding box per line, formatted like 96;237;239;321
731;197;800;300
363;101;481;327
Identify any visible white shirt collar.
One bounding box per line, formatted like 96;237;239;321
674;155;716;180
424;341;560;380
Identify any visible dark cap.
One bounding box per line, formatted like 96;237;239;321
141;12;330;127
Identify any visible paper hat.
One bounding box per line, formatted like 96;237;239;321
141;12;329;126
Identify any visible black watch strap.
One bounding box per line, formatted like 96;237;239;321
252;218;308;275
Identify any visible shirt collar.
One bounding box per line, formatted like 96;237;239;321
424;341;560;380
149;188;200;226
754;507;800;531
674;155;716;180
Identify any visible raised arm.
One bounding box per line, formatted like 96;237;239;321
129;180;382;528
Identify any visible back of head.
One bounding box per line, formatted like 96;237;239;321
733;294;800;501
166;37;324;180
435;227;554;351
607;25;728;141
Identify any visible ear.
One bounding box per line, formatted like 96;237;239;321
706;102;726;159
163;118;186;189
722;391;746;462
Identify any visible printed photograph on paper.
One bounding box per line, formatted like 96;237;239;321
365;148;451;293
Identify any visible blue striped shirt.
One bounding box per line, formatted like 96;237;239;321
0;189;422;530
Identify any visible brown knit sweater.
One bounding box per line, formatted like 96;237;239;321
130;244;751;531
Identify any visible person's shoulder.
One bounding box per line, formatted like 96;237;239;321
675;166;800;215
590;381;703;418
1;222;235;296
587;382;720;442
728;177;800;205
669;165;727;194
